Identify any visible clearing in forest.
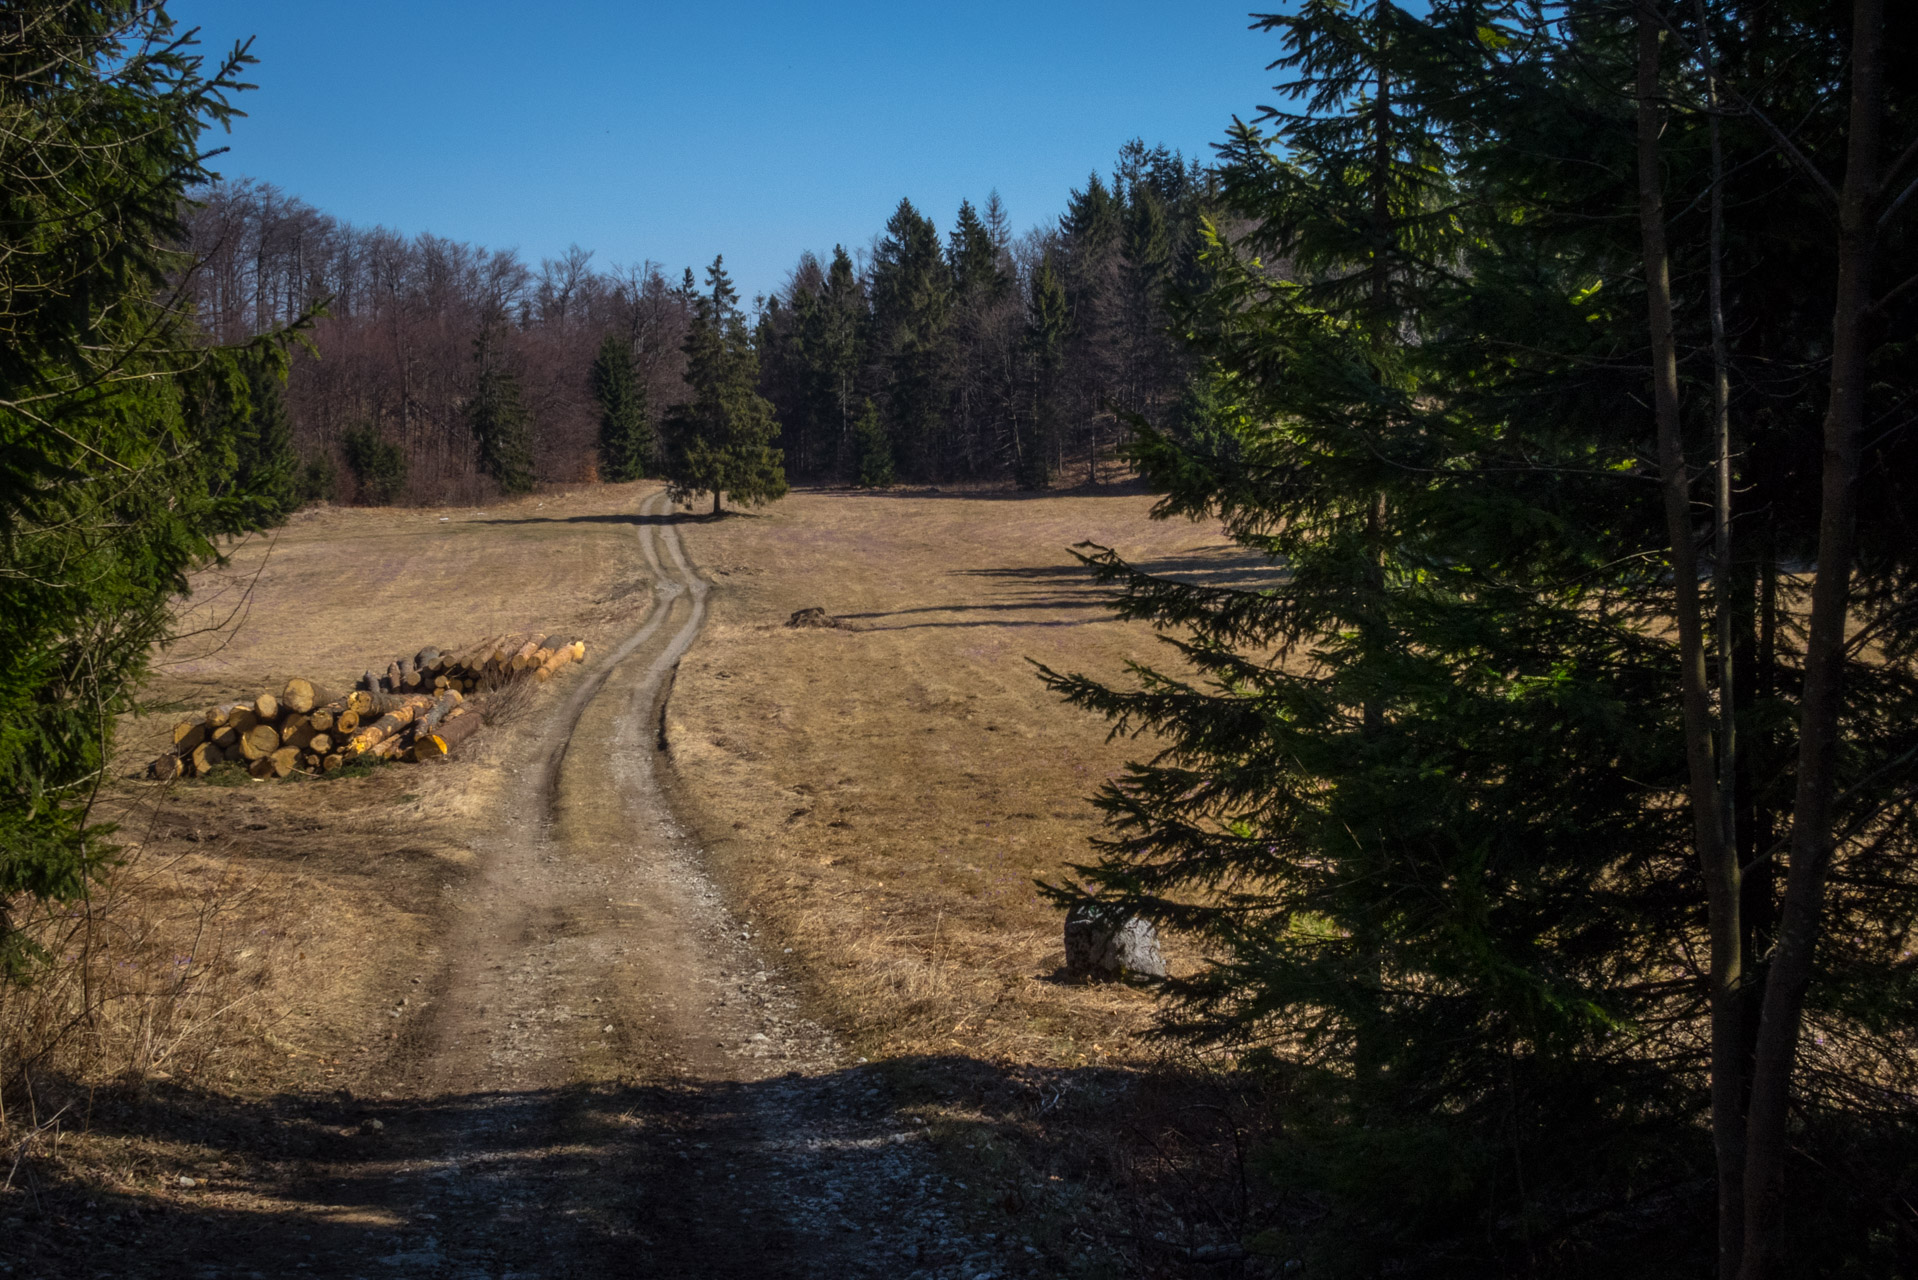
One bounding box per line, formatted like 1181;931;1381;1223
5;480;1281;1278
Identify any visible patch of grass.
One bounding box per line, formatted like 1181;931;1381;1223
198;761;253;787
331;755;387;779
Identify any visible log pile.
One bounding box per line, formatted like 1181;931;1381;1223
146;632;587;782
355;632;586;695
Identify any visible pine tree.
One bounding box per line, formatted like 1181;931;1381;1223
661;256;787;516
468;324;536;494
590;333;651;482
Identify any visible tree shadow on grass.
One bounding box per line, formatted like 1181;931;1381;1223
2;1055;1277;1280
469;510;721;528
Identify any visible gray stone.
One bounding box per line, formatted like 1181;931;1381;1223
1063;905;1166;980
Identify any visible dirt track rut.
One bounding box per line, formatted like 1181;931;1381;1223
254;490;1003;1280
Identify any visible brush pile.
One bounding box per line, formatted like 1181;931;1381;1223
147;632;586;781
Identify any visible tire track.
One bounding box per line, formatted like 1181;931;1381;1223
272;489;1003;1279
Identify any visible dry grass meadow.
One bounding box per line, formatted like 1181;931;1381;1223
1;484;657;1224
664;483;1263;1069
4;479;1292;1272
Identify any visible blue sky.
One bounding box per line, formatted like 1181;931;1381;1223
168;2;1287;301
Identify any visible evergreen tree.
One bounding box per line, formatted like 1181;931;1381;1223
229;346;302;521
1043;1;1918;1270
0;5;274;968
1018;253;1068;490
850;399;893;488
468;322;536;494
590;333;651;482
1059;173;1124;482
661;256;787;515
817;246;867;474
340;423;408;504
867;199;950;479
949;199;1007;299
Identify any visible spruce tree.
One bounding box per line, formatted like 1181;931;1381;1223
1017;253;1068;490
868;199;950;479
1043;1;1918;1269
818;246;867;474
230;346;302;521
340;423;407;504
0;6;277;968
850;398;893;488
469;323;536;494
590;333;651;482
661;256;787;515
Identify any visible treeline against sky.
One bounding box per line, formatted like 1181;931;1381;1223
186;185;690;504
183;140;1214;504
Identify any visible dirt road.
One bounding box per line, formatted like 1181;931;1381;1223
219;492;1003;1279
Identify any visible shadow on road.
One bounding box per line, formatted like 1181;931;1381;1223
5;1055;1272;1279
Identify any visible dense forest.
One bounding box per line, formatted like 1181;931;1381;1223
182;142;1214;505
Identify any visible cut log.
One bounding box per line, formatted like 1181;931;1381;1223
348;702;424;754
267;747;301;777
507;637;545;672
280;720;316;752
348;689;430;718
419;691;463;733
335;710;361;734
307;708;335;733
148;751;184;781
172;720;207;750
411;708;484;760
308;732;333;755
228;706;259;736
254;692;280;722
190;742;225;775
359;669;381;692
282;678;332;715
321;753;343;773
239;723;281;762
211;725;240;750
415;647;442;674
204;703;238;729
248;757;275;780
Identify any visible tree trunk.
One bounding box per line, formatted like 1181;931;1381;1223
1635;11;1745;1275
1738;3;1885;1275
712;488;723;517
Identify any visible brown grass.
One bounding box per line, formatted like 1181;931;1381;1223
1;482;660;1206
663;483;1268;1067
1;479;1293;1273
663;482;1296;1271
